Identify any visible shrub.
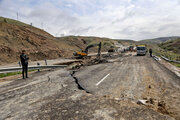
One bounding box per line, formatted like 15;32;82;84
4;18;7;23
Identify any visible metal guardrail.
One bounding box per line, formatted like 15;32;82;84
153;55;161;61
0;52;109;74
160;56;180;64
0;65;67;74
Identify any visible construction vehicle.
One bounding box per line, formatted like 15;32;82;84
73;42;102;59
129;46;134;52
136;45;147;56
108;46;115;53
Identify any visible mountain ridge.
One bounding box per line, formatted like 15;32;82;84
139;36;180;44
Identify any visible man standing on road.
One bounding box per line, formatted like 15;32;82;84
149;48;153;57
20;50;29;79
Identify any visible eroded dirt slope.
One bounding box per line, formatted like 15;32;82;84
0;17;114;65
0;19;85;64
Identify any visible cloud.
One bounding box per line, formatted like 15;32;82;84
69;26;93;35
0;0;180;40
65;4;72;8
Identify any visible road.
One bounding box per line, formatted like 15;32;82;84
0;54;180;120
88;52;108;56
75;54;180;96
0;52;107;69
0;58;78;69
74;54;180;119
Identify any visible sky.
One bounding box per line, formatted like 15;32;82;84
0;0;180;40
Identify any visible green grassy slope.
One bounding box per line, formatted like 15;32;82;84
0;17;29;26
159;38;180;54
139;36;180;44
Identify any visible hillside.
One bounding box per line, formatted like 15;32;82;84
116;39;137;46
57;36;114;52
148;38;180;62
0;17;61;64
0;17;114;65
159;38;180;54
139;36;180;44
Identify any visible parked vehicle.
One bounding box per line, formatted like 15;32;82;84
136;45;147;56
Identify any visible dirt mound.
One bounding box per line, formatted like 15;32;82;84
0;20;63;64
0;17;115;65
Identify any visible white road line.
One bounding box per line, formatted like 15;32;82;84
96;73;110;86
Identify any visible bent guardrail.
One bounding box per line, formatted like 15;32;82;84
160;56;180;64
153;55;161;61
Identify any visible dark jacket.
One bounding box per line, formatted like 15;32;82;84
20;54;29;65
149;49;152;53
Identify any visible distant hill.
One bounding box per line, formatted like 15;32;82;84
115;39;137;46
115;39;135;42
0;17;115;65
56;36;115;53
159;38;180;54
139;36;180;44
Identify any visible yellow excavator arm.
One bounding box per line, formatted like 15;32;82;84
73;42;102;59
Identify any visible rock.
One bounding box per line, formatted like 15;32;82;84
114;98;120;101
137;99;148;105
62;110;67;112
149;98;154;104
75;111;79;114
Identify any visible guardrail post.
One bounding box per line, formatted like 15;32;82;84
45;59;47;65
18;61;21;67
37;62;40;72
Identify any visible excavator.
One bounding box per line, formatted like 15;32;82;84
73;42;102;59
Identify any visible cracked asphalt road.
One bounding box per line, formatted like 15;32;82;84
0;54;180;120
74;55;180;119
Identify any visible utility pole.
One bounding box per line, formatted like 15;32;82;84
55;33;58;37
30;23;32;31
41;22;43;29
17;12;19;20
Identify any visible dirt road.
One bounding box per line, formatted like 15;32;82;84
0;54;179;120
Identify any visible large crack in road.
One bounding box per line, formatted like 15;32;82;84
70;70;90;93
0;54;179;120
74;54;180;119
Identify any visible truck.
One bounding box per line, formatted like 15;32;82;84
136;45;147;56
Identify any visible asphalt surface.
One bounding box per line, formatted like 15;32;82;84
74;54;180;119
0;58;78;68
0;54;179;120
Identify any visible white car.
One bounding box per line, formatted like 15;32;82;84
137;46;146;56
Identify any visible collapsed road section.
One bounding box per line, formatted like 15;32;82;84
70;70;90;93
0;53;180;120
74;54;180;120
